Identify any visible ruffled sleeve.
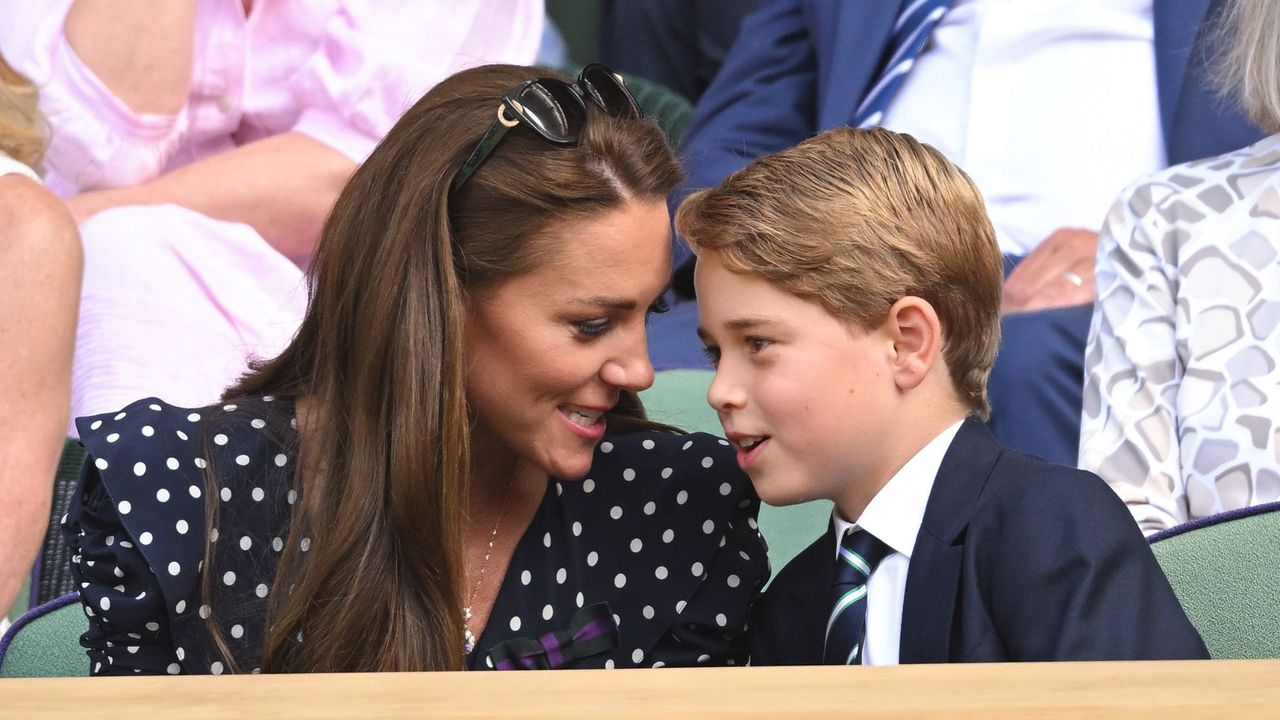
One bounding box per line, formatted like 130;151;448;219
288;0;543;164
63;462;184;675
63;398;212;675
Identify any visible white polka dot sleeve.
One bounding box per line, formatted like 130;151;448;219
646;498;769;667
64;464;185;676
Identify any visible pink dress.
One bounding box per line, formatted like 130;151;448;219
0;0;543;429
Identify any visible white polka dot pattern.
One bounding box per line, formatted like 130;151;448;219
66;397;768;675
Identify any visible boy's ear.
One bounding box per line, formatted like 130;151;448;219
884;296;942;392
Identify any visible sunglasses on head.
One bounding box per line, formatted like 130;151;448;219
450;63;642;193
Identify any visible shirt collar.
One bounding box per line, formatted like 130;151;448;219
832;419;965;559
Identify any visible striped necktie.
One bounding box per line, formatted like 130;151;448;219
824;528;893;665
852;0;952;128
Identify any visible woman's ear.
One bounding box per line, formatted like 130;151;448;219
884;296;942;391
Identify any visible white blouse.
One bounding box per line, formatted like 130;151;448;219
0;149;39;182
1081;133;1280;534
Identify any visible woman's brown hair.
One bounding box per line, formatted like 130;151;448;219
0;55;46;171
206;64;682;672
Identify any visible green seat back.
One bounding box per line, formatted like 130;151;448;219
640;370;831;577
1150;503;1280;659
0;594;88;678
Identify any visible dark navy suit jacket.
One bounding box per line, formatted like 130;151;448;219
675;0;1263;275
749;419;1208;664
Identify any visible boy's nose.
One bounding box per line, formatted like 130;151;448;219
706;367;744;413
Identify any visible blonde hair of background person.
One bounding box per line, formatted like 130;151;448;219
0;54;82;624
676;126;1003;417
1216;0;1280;131
1078;0;1280;533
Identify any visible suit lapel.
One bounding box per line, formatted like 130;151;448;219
1153;0;1212;148
814;0;903;130
781;529;839;663
899;418;1001;663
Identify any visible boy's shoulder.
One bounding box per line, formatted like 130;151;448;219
969;442;1124;526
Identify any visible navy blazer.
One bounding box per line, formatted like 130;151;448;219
750;419;1208;664
675;0;1263;275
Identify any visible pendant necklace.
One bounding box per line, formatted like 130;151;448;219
463;477;514;655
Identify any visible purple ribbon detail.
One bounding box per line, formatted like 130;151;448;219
489;602;619;670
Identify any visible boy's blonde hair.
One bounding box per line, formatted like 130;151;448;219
677;127;1003;417
0;55;46;172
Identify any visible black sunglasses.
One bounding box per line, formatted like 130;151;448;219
450;64;642;193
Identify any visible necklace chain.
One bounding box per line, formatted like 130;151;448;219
463;477;514;655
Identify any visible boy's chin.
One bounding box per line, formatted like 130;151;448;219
749;472;823;508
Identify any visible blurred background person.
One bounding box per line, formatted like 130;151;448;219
0;54;80;629
597;0;762;104
662;0;1265;466
1081;0;1280;533
0;0;543;428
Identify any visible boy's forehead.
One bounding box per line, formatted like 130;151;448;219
696;255;813;335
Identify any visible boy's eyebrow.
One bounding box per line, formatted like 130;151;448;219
696;316;779;341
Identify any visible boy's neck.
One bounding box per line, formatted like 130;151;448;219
833;400;969;523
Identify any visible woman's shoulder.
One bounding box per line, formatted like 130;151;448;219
74;395;299;544
67;396;298;674
0;170;77;241
1116;133;1280;217
76;396;296;479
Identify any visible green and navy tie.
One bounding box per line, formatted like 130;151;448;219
824;528;893;664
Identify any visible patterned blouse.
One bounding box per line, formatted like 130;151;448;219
1081;132;1280;534
63;396;768;674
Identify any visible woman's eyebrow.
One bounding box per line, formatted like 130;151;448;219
570;296;638;310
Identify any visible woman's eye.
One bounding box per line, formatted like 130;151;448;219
575;319;612;338
701;345;721;367
646;296;670;316
746;337;773;353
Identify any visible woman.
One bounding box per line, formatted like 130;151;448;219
63;64;767;674
0;0;541;425
1079;0;1280;534
0;55;80;627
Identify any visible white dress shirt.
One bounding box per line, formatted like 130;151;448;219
881;0;1165;255
832;419;964;665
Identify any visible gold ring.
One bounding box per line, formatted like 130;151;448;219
1062;270;1084;287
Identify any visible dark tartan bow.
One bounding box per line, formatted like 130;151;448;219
487;602;619;670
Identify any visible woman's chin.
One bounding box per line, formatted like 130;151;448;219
545;450;595;482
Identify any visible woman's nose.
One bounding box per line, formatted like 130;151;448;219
600;329;655;391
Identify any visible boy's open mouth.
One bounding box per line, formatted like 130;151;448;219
734;435;770;450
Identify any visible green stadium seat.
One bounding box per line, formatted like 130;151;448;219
640;370;831;578
1150;502;1280;659
0;593;87;678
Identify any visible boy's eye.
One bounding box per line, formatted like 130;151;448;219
646;295;670;316
746;337;773;353
575;319;612;338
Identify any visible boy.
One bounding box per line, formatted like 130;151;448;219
678;127;1207;664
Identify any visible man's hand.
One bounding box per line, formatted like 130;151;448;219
1002;227;1099;315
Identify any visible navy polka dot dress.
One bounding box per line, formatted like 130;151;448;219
63;396;769;674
